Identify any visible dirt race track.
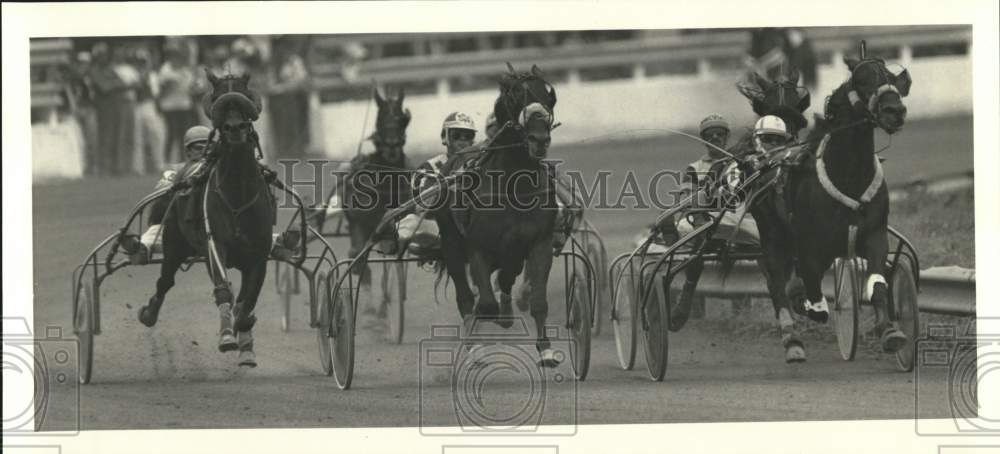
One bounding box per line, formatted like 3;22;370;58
31;115;973;431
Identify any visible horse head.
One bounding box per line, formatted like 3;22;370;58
842;48;911;134
371;87;411;165
494;63;557;160
202;70;263;146
739;67;810;136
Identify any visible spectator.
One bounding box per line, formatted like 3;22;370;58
65;51;99;176
131;47;166;174
158;43;199;163
267;40;311;160
89;42;137;176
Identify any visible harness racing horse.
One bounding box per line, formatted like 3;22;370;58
137;71;275;367
753;44;912;362
338;88;413;316
666;65;812;332
435;64;561;366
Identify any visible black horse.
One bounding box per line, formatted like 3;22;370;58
136;72;274;367
665;65;812;333
435;64;561;366
331;88;412;316
753;46;911;362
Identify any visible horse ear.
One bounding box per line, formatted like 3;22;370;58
797;90;811;113
548;85;557;107
205;68;219;86
531;64;543;77
506;61;516;74
374;88;385;107
402;108;412;127
894;69;912;97
843;56;861;71
753;71;772;90
788;67;801;84
397;87;405;104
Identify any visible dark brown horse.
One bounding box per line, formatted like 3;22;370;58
435;64;561;366
337;88;412;315
136;72;274;367
667;65;811;332
753;46;911;362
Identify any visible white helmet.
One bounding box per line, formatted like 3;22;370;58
440;111;477;144
753;115;791;139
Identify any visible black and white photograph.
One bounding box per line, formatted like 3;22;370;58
4;2;999;453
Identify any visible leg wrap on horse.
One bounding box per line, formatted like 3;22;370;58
804;296;830;323
213;283;233;306
864;273;887;303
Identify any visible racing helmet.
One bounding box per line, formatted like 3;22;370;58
753;115;790;139
440;111;477;145
698;114;730;136
184;125;212;148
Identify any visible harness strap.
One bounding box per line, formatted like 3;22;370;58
815;133;884;211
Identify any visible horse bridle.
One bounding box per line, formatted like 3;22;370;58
499;75;556;137
846;59;904;129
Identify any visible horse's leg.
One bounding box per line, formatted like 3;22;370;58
138;218;189;327
233;258;267;367
468;249;499;321
441;241;476;319
496;255;525;329
861;225;907;352
518;236;557;367
757;216;805;363
205;244;238;353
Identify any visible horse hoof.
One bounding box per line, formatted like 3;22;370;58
238;351;257;368
785;345;807;363
218;331;239;352
138;306;157;327
806;309;829;324
881;328;908;354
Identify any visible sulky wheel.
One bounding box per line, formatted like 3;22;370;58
382;262;407;344
642;271;670;381
586;238;609;336
611;263;638;371
832;258;860;361
891;254;920;372
329;283;356;390
74;280;96;385
315;271;333;376
568;270;592;381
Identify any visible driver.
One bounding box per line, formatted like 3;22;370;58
396;111;478;255
121;125;298;264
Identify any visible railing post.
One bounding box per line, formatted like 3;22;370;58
697;58;712;81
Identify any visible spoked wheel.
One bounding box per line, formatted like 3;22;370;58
74;280;95;385
382;262;406;344
315;271;333;376
611;264;638;370
278;265;295;332
567;271;592;381
832;258;860;361
891;254;920;372
642;271;670;381
329;284;356;390
586;239;608;336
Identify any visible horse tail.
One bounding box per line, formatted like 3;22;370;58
432;260;449;306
